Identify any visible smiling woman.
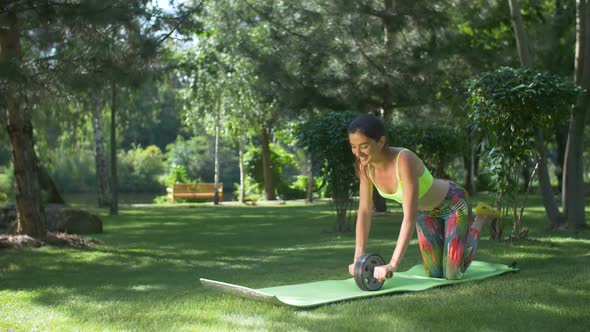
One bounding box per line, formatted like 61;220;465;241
346;114;500;282
348;132;384;167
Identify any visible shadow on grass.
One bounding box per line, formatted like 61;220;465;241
1;202;589;331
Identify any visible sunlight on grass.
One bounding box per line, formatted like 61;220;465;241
221;313;267;329
129;284;169;291
272;243;353;253
1;198;589;331
543;237;590;244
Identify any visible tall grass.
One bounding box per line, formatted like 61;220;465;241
0;197;589;331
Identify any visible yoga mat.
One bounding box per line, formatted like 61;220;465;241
200;260;518;308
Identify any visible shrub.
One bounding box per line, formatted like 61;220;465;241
0;163;13;198
164;135;240;193
232;177;264;201
288;175;321;199
296;111;359;232
165;135;210;182
466;66;580;240
243;144;299;199
162;164;192;188
388;122;464;179
0;192;7;205
118;145;166;192
47;147;96;192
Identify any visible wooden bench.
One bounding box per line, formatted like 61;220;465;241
166;183;223;203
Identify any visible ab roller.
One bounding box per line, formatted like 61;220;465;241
354;253;393;291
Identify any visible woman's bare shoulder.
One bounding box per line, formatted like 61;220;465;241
394;148;423;171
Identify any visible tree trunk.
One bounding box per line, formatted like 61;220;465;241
260;127;274;200
4;100;47;238
238;137;245;204
463;137;477;194
508;0;533;66
383;0;396;47
373;0;395;215
563;106;588;230
380;0;396;122
509;0;565;227
552;0;568;193
0;11;47;238
213;110;220;205
554;123;568;192
306;155;314;203
532;104;563;227
90;95;111;208
110;84;118;215
535;130;565;228
562;0;590;230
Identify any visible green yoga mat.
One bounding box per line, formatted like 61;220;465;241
200;261;518;308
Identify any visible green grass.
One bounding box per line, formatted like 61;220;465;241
1;197;589;331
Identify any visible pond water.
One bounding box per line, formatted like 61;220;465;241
62;191;237;206
62;192;162;205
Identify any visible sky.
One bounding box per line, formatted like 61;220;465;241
155;0;175;13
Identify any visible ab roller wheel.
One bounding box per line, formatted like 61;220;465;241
354;253;392;291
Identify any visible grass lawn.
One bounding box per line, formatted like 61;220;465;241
1;196;589;331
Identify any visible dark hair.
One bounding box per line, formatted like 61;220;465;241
348;114;387;142
348;114;389;180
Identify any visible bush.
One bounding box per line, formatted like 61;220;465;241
388;122;464;178
118;145;166;192
153;195;169;205
466;67;580;240
0;192;7;205
287;175;323;200
0;163;13;198
165;135;210;182
162;164;193;187
475;172;495;192
46;145;167;194
232;177;264;201
296;111;359;231
165;135;240;193
243;144;300;199
48;147;96;192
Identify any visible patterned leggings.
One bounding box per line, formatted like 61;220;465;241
416;182;479;280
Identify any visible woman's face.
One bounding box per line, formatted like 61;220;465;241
348;131;384;165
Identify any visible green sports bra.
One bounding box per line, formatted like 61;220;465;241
367;149;434;204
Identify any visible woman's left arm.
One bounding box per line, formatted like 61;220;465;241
390;151;420;267
373;151;420;280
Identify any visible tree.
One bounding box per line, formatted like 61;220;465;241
0;9;47;238
181;1;292;201
507;0;569;230
121;75;184;152
562;0;590;230
89;95;112;208
61;16;158;214
466;67;579;240
508;0;588;230
223;62;264;203
297;111;359;232
0;1;174;235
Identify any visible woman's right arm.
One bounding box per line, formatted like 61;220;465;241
349;172;373;275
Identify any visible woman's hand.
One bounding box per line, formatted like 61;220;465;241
348;262;356;276
373;264;396;281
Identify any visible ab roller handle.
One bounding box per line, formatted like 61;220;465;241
354;253;393;291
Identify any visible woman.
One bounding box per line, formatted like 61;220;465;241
347;114;498;281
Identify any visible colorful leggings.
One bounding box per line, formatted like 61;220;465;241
416;182;479;280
